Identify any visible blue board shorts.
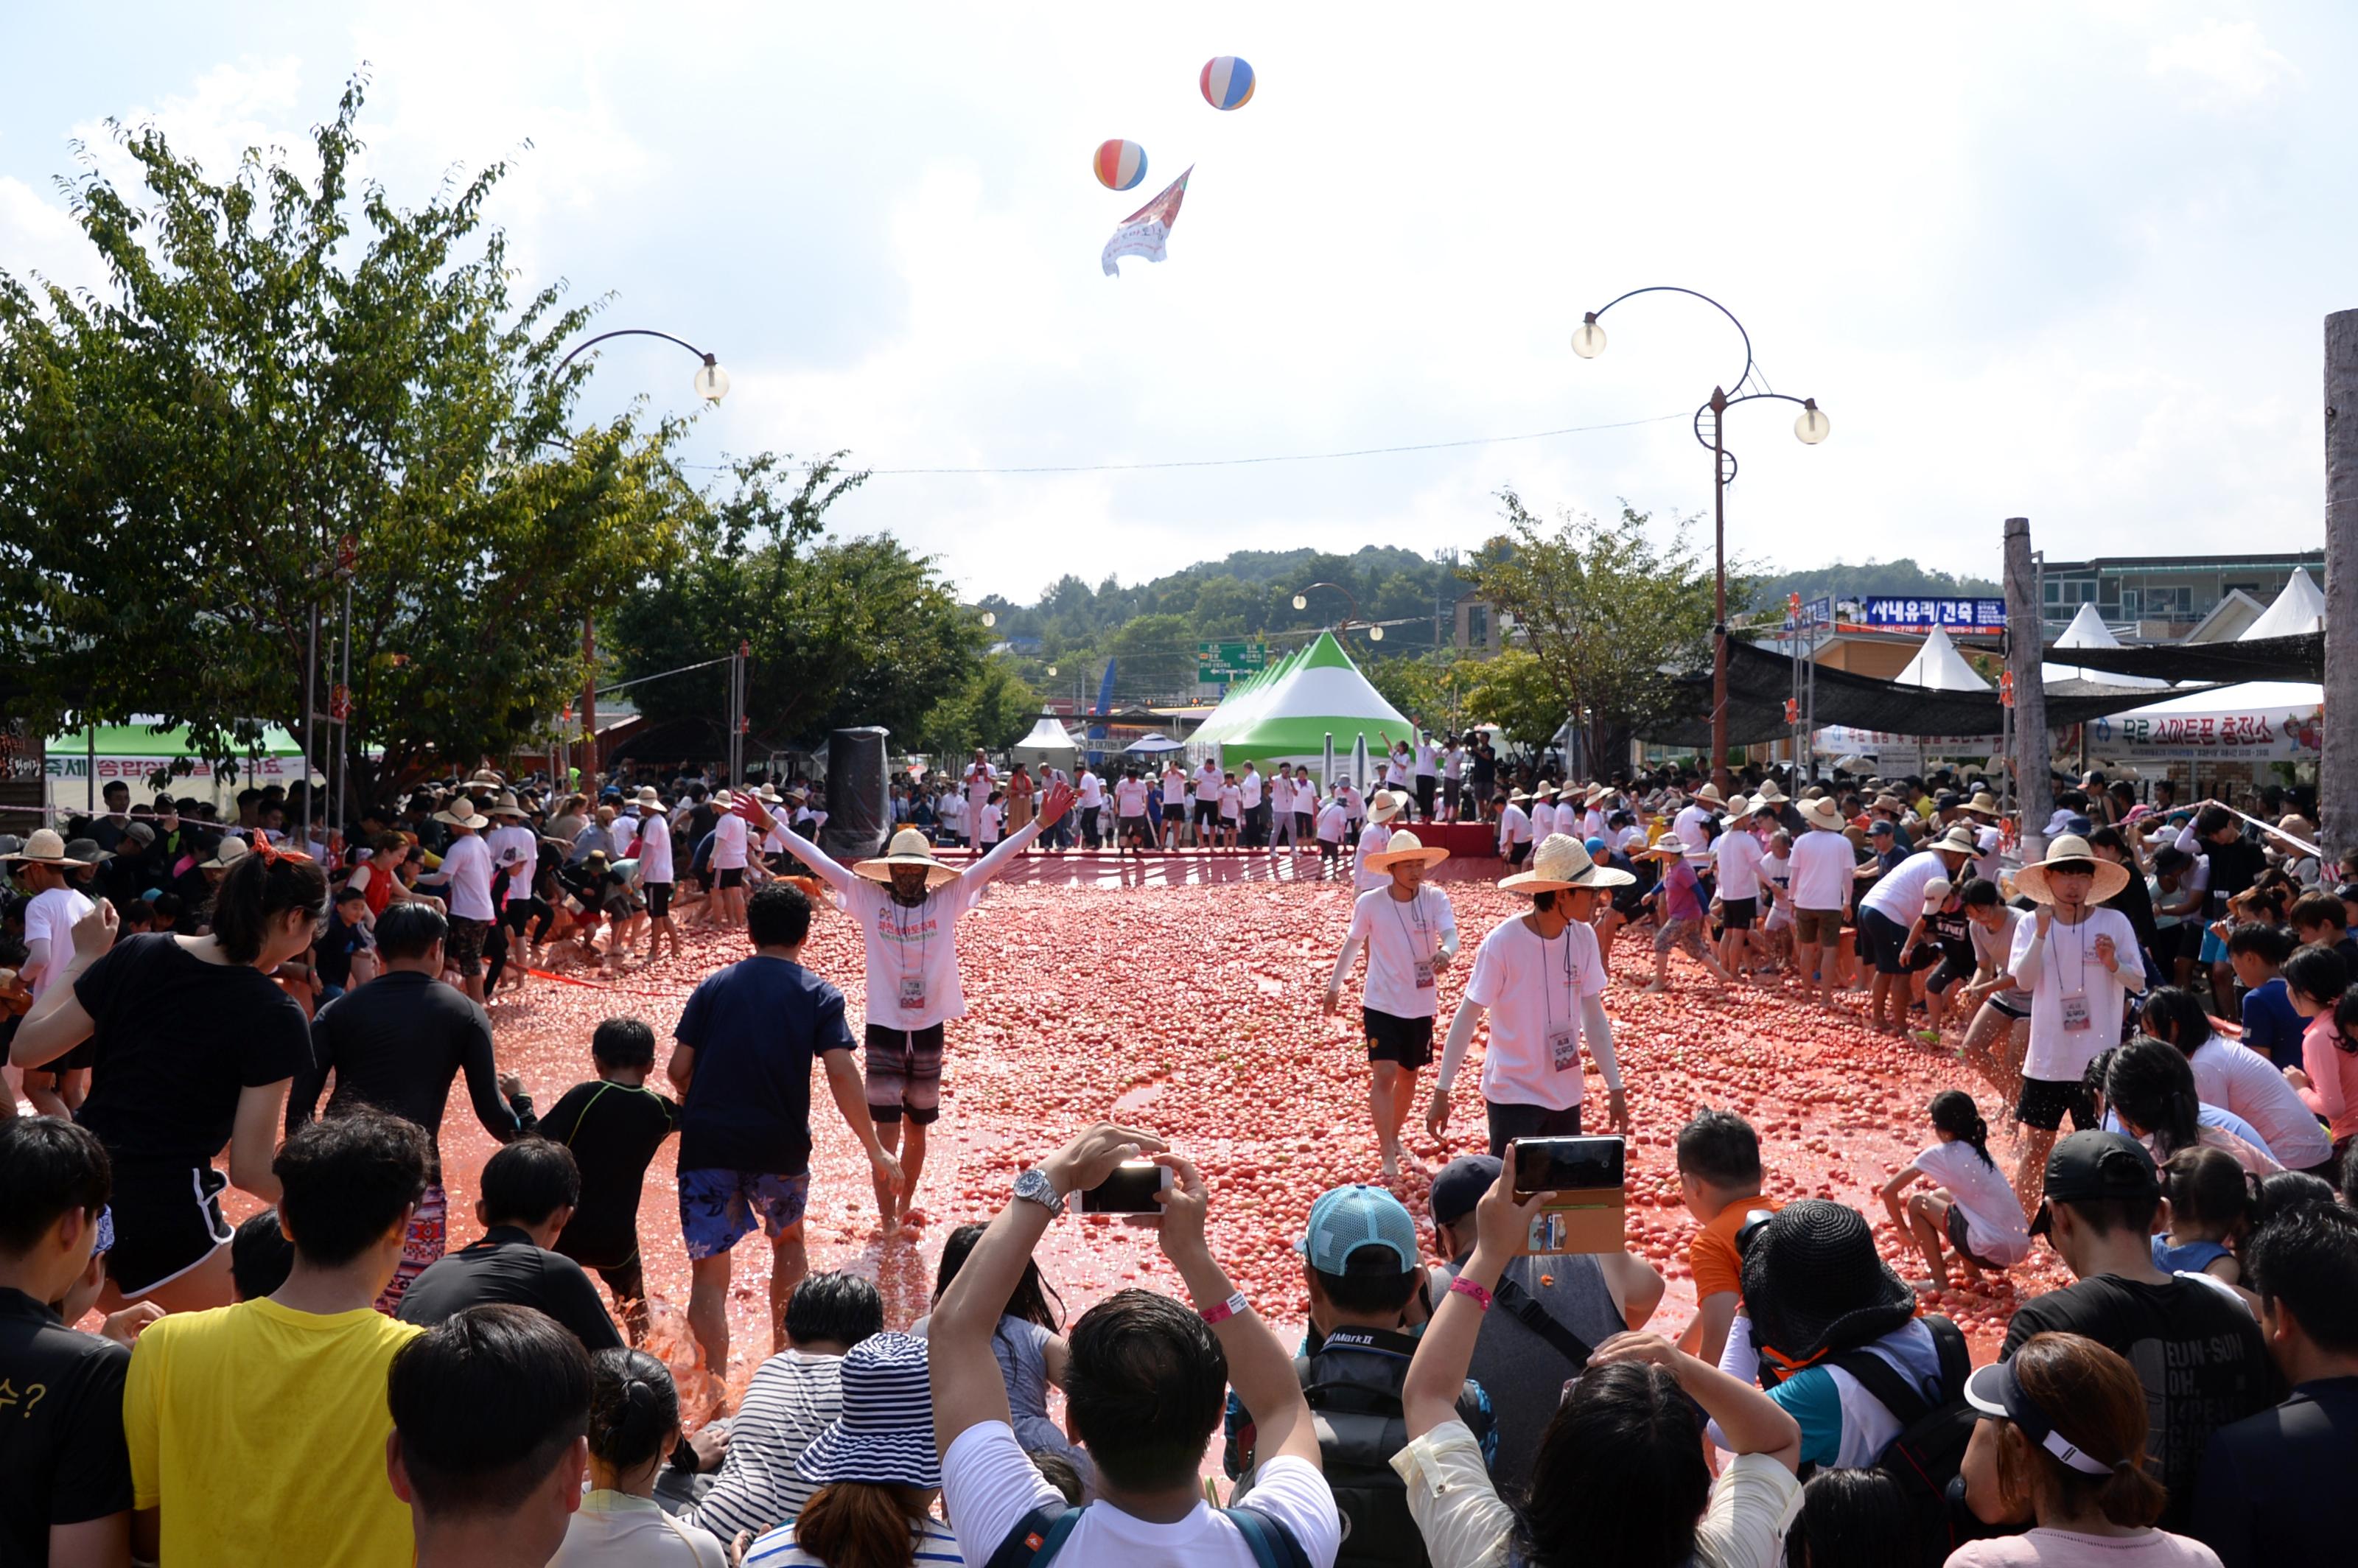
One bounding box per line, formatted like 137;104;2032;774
679;1168;811;1259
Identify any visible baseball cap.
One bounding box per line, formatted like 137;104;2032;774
2028;1130;2158;1236
1298;1183;1419;1274
1920;878;1953;916
1869;820;1895;837
1427;1155;1502;1231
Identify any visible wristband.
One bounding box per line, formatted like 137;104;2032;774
1448;1276;1494;1311
1200;1291;1248;1326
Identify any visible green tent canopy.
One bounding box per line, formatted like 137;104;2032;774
49;723;305;758
1192;631;1412;773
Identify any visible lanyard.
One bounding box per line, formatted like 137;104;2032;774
1388;888;1432;957
1536;921;1577;1035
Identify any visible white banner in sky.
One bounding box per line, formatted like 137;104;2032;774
1101;167;1192;276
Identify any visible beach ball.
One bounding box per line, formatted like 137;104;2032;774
1200;55;1255;110
1093;139;1148;191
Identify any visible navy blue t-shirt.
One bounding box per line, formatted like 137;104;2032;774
2239;977;2306;1063
673;955;854;1175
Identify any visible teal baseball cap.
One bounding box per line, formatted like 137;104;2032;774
1297;1183;1420;1275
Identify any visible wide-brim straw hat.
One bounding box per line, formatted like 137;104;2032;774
1691;783;1727;808
433;801;487;830
1959;791;2002;819
0;827;90;867
1741;1200;1917;1369
634;786;663;807
486;793;529;819
1368;791;1407;824
1799;797;1848;832
853;827;962;889
1365;830;1449;870
1500;833;1635;892
794;1332;940;1489
1637;833;1691;860
1754;780;1789;804
2014;833;2131;906
1724;796;1762;827
1928;825;1982;857
200;836;250;871
1505;789;1533;806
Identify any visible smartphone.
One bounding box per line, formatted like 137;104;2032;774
1509;1135;1627;1256
1079;1161;1172;1214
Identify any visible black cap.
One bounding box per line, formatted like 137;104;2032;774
2029;1130;2158;1236
1428;1155;1501;1230
1936;791;1962;810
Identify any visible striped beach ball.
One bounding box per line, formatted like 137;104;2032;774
1200;55;1255;110
1093;139;1148;191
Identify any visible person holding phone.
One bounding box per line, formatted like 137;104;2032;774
1327;830;1460;1178
1430;836;1633;1158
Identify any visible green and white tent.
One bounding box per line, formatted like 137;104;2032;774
1191;631;1412;775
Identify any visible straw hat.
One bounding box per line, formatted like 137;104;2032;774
1368;791;1407;824
853;827;961;890
1754;780;1789;804
1528;783;1558;802
1505;789;1533;806
200;836;249;871
1637;833;1693;861
0;828;93;867
1500;833;1635;892
1958;791;2002;819
1690;783;1727;808
1927;825;1981;858
433;799;487;830
486;793;529;819
1799;797;1848;832
635;785;663;808
469;769;505;786
1365;829;1449;870
1724;796;1762;827
2013;833;2131;906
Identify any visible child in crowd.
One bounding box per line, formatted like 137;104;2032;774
977;790;1004;850
2225;923;2302;1062
921;1222;1084;1476
1674;1107;1777;1368
1640;836;1733;995
537;1018;682;1343
2150;1147;2250;1294
1877;1089;2029;1292
1315;789;1348;878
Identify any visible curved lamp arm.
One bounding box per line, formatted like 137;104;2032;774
554;328;718;373
1574;284;1754;396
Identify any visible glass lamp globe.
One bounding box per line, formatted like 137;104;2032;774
1570;316;1607;359
981;611;996;629
693;360;730;402
1292;593;1308;611
1368;625;1385;642
1794;400;1830;445
1046;665;1058;678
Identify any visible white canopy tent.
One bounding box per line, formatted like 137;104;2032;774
2239;570;2325;641
2043;603;2169;689
1009;714;1080;773
1122;732;1185;755
1893;625;1991;692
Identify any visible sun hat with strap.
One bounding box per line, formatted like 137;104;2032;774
853;827;962;889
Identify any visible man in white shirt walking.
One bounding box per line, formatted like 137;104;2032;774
1854;825;1978;1036
1327;831;1458;1176
1711;797;1768;983
1356;791;1404;894
423;798;498;1004
1787;796;1866;1009
1495;790;1534;869
709;790;752;928
1074;766;1105;851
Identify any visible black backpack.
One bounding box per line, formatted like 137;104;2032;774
1820;1314;1990;1568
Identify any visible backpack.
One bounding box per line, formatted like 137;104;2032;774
1278;1327;1491;1568
1819;1314;1990;1568
985;1500;1309;1568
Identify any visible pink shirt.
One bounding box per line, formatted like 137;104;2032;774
1945;1525;2222;1567
2297;1012;2358;1144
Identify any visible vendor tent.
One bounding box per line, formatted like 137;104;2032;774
1009;714;1080;773
1893;626;1990;692
2240;570;2325;643
1189;631;1411;774
1122;732;1184;755
43;721;312;816
2043;604;2169;689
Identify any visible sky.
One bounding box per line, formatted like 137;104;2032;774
1;2;2343;604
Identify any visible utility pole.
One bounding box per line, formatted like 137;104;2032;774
2323;309;2358;861
2004;517;2054;864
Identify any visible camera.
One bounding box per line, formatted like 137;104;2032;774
1079;1161;1172;1215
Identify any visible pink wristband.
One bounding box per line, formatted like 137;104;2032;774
1449;1276;1493;1311
1200;1291;1248;1326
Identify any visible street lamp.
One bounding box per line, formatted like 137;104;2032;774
1572;287;1827;792
553;326;729;780
1294;581;1385;640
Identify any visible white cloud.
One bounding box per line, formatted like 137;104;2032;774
2147;18;2298;109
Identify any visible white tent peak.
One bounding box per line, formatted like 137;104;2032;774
2239;570;2325;642
2043;602;2169;688
1895;626;1991;692
2054;603;2126;649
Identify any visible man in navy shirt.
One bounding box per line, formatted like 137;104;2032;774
665;881;902;1374
2192;1204;2358;1568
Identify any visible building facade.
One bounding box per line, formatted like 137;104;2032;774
2037;550;2325;638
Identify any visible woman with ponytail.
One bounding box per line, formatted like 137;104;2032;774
10;841;322;1312
2281;943;2358;1164
2104;1040;2283;1179
743;1332;963;1567
2144;983;2337;1175
1877;1088;2029;1289
552;1349;728;1564
1953;1331;2219;1566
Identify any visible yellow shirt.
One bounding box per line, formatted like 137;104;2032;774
125;1298;421;1568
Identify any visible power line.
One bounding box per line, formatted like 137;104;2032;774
671;410;1687;476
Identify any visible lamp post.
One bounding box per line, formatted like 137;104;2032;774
1572;287;1826;792
1292;581;1385;643
552;329;729;780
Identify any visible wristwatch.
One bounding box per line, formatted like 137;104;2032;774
1012;1166;1066;1219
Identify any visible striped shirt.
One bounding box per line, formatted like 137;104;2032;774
690;1351;842;1541
744;1512;965;1566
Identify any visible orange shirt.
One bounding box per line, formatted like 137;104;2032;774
1689;1193;1780;1301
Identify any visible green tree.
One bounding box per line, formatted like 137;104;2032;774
914;656;1040;760
1465;493;1739;763
1103;612;1198;699
1461;648;1565;755
609;453;984;749
0;74;690;801
1363;650;1473;735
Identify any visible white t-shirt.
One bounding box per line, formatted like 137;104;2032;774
1788;828;1858;911
2188;1037;2336;1170
1530;801;1557;840
24;886;95;1001
1971;825;2003;887
1386;751;1411;786
1347;886;1459;1019
2010;907;2145;1084
1713;829;1765;903
1316;802;1349;844
1859;849;1953;925
1239;771;1262;810
1911;1140;2031;1266
1220;785;1242;820
553;1491;728;1567
1339;785;1363;820
441;833;497;922
636;816;675;883
942;1421;1340;1568
1496;804;1532;850
1268;775;1292;815
979;803;1003;845
1114;778;1150;816
938;793;965;833
711;813;749;870
1414;742;1439;777
1197;763;1222;802
965;764;996;820
842;875;987;1031
1077;771;1104;808
1162;769;1189;806
1760;852;1792;908
1442;746;1464;780
1673;803;1715;864
1354;822;1393;893
1464;916;1609;1113
487;824;541;900
612;816;641;859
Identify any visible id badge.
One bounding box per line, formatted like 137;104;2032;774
1414;959;1435;990
2060;993;2091;1034
898;975;926;1012
1549;1026;1579;1073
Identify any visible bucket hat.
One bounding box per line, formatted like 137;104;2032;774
1740;1200;1917;1371
2014;833;2130;906
794;1333;940;1488
853;827;962;889
1500;833;1634;892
